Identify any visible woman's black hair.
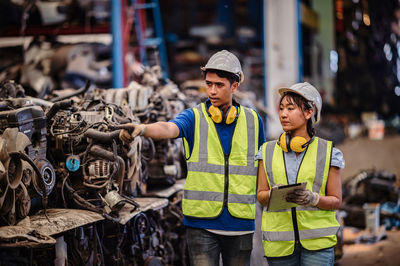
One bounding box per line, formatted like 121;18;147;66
280;92;315;137
203;69;239;85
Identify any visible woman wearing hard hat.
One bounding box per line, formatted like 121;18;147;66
256;82;345;266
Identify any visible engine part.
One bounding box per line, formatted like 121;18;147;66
36;1;68;25
4;153;23;189
65;224;104;265
32;158;55;197
66;155;80;172
65;44;111;88
45;99;74;120
0;105;47;161
50;80;90;103
102;190;139;214
0;80;25;99
0;128;47;225
15;183;30;219
341;169;399;229
103;190;126;213
0;225;56;248
87;159;111;179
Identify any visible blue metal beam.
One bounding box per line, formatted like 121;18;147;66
262;0;268;135
111;0;124;88
217;0;234;36
152;0;169;78
297;0;303;82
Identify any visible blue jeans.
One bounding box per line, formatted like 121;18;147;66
266;243;334;266
186;227;253;266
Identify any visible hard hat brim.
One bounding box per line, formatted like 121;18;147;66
201;67;244;83
278;87;313;102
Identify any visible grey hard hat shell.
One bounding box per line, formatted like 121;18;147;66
201;50;244;83
278;82;322;124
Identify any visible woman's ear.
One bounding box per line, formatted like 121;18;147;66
304;107;314;121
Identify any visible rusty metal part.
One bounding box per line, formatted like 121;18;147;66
88;144;126;192
87;159;111;178
119;197;169;225
64;224;104;265
17;208;104;236
0;128;31;156
32;158;55;197
0;139;8;162
103;190;127;212
4;154;23;190
15;183;30;220
0;171;8;200
21;163;33;186
101;190;139;214
0;188;16;225
0;225;55;248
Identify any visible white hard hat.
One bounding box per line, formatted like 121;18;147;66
278;82;322;124
201;50;244;83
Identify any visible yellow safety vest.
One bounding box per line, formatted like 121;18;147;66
182;102;259;219
261;138;339;257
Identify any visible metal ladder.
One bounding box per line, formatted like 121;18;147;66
132;0;169;79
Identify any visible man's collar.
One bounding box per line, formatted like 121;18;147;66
205;98;240;108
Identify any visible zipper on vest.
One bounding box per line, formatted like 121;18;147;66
283;149;304;244
291;208;300;243
223;153;229;207
214;113;237;208
291;145;309;244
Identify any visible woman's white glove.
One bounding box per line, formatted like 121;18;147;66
286;188;320;207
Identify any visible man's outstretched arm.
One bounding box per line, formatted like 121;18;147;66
119;122;180;143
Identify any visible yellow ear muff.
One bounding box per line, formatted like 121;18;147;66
225;106;238;125
208;105;223;123
279;132;289;152
208;105;238;124
290;136;309;153
278;132;310;153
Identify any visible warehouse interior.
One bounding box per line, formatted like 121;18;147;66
0;0;400;265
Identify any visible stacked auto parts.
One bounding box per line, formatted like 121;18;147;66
47;99;140;219
0;70;188;265
90;66;187;189
0;81;55;225
341;169;400;226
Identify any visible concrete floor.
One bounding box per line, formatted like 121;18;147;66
250;135;400;266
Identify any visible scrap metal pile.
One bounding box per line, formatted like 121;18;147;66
0;63;188;265
340;169;400;243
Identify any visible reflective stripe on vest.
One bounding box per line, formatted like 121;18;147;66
182;103;258;219
260;138;339;257
262;226;339;241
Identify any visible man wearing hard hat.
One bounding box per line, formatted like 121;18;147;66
120;50;265;265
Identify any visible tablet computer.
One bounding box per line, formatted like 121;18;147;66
266;182;307;211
